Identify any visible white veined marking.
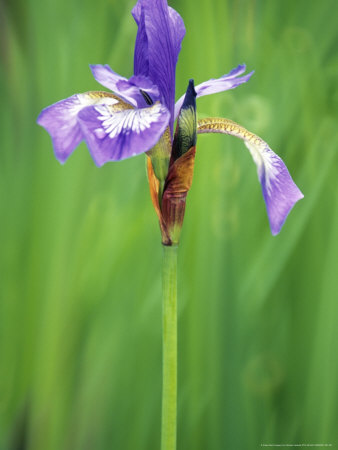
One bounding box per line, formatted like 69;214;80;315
261;147;281;196
245;141;281;197
94;104;163;139
96;97;119;106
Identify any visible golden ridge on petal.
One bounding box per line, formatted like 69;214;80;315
197;117;264;148
84;91;134;111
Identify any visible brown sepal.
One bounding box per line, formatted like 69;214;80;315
147;147;196;246
161;146;196;244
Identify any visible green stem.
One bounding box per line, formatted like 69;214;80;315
161;245;178;450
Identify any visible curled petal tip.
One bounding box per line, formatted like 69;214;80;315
267;180;304;236
174;65;253;119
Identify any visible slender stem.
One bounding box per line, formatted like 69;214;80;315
161;244;178;450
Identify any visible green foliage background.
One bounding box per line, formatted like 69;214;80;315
1;0;338;448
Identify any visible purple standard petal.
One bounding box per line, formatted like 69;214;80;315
175;65;254;119
37;92;123;163
132;3;149;77
77;102;170;166
197;117;304;235
132;0;186;132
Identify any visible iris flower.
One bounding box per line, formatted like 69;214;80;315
37;0;303;242
37;2;304;449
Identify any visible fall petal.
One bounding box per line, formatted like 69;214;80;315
197;117;304;234
37;91;125;163
78;102;170;166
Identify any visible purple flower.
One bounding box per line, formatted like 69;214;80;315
37;0;303;238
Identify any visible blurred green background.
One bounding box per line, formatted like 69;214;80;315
1;0;338;448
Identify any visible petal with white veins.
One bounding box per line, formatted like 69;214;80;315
37;91;129;163
197;117;304;235
78;102;170;166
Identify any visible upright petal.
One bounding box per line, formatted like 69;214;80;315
37;91;128;163
132;0;186;133
132;4;149;78
167;6;186;59
175;65;254;119
77;102;170;166
197;117;304;235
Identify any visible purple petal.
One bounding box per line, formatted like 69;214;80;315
90;65;137;106
167;6;186;59
37;95;84;163
221;64;247;79
116;74;161;106
77;102;170;166
175;65;254;119
197;118;304;234
132;4;149;78
37;92;123;163
244;140;304;235
132;0;186;133
90;65;161;108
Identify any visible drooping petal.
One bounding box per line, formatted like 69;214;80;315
175;65;254;119
77;102;170;166
197;117;304;235
37;91;127;163
132;0;186;132
90;65;160;108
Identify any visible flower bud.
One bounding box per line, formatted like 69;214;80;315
146;80;197;245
